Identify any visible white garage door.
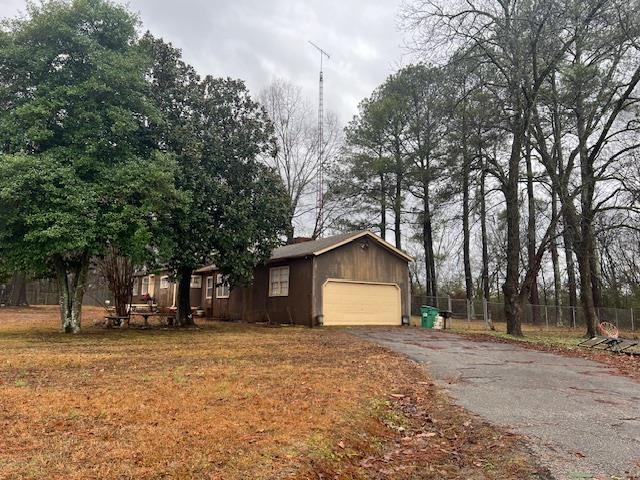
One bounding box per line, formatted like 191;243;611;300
322;280;401;326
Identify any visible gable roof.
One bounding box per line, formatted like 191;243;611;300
193;231;413;274
270;230;413;262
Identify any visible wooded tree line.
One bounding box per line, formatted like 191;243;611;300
328;0;640;337
0;0;290;332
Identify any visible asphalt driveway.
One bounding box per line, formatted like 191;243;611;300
351;328;640;480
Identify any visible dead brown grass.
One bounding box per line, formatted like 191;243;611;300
0;306;547;479
448;318;640;382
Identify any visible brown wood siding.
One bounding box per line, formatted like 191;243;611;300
260;257;313;325
312;239;410;323
199;273;244;321
200;258;313;326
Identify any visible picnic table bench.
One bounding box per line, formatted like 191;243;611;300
130;311;176;326
103;315;129;328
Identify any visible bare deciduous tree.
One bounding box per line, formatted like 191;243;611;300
260;79;342;240
98;247;135;318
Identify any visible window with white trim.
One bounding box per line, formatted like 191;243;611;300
160;276;170;289
206;276;214;299
141;276;150;295
216;274;230;298
190;275;202;289
269;266;289;297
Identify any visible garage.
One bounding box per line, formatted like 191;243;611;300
322;279;402;326
192;231;411;326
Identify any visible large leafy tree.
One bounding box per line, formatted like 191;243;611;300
143;36;289;326
0;0;177;332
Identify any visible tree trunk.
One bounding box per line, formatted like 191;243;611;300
577;237;598;337
393;140;403;250
285;213;295;244
575;38;598;337
551;70;578;311
525;137;541;324
578;199;599;337
379;171;387;239
54;254;90;334
550;188;563;325
590;246;603;309
560;195;598;336
176;266;195;327
503;126;524;337
423;181;437;300
462;146;473;305
480;162;490;302
562;221;579;308
394;178;402;249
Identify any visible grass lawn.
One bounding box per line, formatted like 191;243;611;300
449;317;638;342
0;306;549;479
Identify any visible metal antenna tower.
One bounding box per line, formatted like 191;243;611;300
308;40;329;237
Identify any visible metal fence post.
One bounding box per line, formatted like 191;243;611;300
572;307;576;328
447;295;452;312
631;308;635;332
466;299;471;322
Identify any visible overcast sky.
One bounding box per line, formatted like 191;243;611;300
1;0;411;124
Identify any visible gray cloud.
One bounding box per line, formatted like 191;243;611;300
1;0;409;123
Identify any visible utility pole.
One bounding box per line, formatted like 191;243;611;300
309;40;330;238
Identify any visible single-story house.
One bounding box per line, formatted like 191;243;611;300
132;270;203;311
132;230;412;326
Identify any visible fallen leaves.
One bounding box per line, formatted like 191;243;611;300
0;306;548;479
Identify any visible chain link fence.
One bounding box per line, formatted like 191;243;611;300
412;295;637;332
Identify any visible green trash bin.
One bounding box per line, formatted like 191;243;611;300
420;305;439;328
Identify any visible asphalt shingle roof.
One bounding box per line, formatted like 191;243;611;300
270;231;363;260
193;230;411;273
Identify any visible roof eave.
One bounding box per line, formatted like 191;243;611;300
312;231;413;262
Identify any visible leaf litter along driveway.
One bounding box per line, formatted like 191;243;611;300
350;328;640;480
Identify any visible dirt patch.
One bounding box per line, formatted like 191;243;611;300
0;306;547;479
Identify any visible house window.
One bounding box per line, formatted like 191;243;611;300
132;278;139;296
206;276;214;299
216;274;230;298
269;266;289;297
160;276;170;289
141;276;150;295
190;275;202;289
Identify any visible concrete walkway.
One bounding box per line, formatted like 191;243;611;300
351;328;640;480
